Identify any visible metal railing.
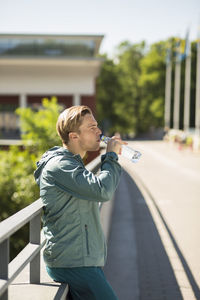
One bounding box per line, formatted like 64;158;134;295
0;155;102;300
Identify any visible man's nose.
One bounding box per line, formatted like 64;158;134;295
97;127;102;135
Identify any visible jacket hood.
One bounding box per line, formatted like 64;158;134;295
34;146;74;185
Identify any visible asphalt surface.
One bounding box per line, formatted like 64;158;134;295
104;141;200;300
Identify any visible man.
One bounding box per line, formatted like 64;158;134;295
34;105;124;300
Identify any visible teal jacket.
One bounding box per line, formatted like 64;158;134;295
34;146;121;268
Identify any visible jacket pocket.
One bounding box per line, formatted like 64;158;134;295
85;224;90;255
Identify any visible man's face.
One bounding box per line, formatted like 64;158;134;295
77;113;102;152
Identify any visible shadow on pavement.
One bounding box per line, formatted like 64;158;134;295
139;175;200;300
104;169;185;300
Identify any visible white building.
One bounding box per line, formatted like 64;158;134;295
0;34;104;139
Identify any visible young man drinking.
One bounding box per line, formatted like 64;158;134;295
34;105;124;299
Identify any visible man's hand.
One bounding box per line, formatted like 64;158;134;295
106;136;128;155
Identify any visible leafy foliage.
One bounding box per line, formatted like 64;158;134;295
0;147;38;221
96;56;123;134
97;40;166;136
16;96;62;153
116;41;145;134
138;41;166;132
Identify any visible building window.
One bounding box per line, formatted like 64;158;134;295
0;37;95;58
0;103;20;139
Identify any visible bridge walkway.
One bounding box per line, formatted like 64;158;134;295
104;157;192;300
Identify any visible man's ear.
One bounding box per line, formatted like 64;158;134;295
69;132;78;141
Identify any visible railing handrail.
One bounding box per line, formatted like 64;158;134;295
0;154;102;300
0;199;43;244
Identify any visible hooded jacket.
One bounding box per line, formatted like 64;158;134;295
34;146;121;268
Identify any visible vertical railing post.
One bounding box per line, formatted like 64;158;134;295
29;214;41;284
0;239;9;300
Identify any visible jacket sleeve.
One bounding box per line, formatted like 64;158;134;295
49;152;122;202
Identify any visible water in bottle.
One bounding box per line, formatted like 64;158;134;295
100;135;142;163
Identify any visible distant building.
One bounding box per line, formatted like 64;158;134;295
0;34;104;139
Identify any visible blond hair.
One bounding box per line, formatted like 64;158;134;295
56;105;92;145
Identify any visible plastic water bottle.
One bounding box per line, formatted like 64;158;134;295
100;135;142;163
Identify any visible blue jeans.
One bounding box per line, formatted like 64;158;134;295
46;266;118;300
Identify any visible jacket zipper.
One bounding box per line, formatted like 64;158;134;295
85;224;90;255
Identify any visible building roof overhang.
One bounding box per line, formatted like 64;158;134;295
0;56;104;67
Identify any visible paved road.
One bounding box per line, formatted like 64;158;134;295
104;140;200;300
130;141;200;290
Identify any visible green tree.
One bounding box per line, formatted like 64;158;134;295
96;55;124;134
0;147;38;221
16;96;62;154
138;41;166;132
116;41;145;135
97;42;145;136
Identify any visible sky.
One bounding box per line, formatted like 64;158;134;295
0;0;199;56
